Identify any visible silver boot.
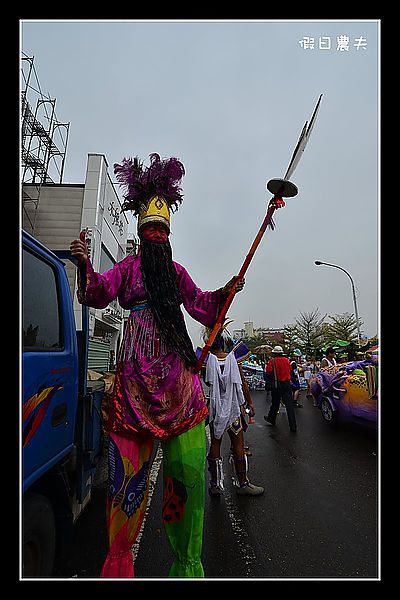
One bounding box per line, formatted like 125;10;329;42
207;456;224;496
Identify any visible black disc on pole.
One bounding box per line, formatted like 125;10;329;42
266;178;298;198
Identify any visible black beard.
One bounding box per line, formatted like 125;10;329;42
140;237;197;367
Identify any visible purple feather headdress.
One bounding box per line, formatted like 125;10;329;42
113;153;185;215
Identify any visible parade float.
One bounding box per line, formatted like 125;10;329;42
310;353;378;428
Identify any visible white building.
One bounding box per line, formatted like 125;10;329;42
23;153;130;371
232;328;245;340
244;321;254;338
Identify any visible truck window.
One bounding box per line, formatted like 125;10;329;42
23;248;62;351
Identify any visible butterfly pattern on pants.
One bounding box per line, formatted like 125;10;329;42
108;435;150;519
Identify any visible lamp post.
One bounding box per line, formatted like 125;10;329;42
314;260;362;346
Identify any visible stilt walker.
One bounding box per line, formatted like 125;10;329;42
70;153;245;578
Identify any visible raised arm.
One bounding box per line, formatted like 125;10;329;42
174;262;245;328
70;231;126;309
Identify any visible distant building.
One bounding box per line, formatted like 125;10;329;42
232;322;285;344
244;321;254;338
232;328;245;340
255;327;285;344
23;153;130;372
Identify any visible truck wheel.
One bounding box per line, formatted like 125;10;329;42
321;398;337;425
23;493;56;577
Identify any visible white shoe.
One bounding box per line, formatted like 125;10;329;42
236;482;264;496
209;484;222;496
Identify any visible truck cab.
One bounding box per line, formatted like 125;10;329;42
22;230;105;577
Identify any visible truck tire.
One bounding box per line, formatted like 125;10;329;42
23;492;56;577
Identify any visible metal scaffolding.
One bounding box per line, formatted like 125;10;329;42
21;53;70;234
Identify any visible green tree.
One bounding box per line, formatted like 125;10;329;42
326;312;363;344
293;308;327;356
283;323;302;356
244;337;261;353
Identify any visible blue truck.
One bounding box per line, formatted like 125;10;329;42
22;230;106;577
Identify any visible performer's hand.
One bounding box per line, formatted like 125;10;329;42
247;403;255;418
222;276;245;296
70;230;88;264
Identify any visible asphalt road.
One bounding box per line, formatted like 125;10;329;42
52;389;378;580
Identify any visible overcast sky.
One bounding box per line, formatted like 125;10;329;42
21;19;380;348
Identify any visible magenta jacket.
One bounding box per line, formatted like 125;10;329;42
77;253;225;440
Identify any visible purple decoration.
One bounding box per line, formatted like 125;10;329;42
114;153;185;214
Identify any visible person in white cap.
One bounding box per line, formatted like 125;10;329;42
263;346;297;432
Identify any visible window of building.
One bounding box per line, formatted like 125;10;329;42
23;249;62;350
99;244;115;274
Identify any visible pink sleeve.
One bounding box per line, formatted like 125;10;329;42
174;262;226;328
77;258;126;309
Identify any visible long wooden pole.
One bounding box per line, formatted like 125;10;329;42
195;96;323;372
195;198;280;372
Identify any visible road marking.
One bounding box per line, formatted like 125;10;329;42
222;490;258;575
133;428;258;575
205;427;257;576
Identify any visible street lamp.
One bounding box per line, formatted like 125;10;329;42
314;260;362;346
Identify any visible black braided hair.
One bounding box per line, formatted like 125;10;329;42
140;237;197;367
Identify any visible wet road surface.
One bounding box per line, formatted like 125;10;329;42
52;389;378;580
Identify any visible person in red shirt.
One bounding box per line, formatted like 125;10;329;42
263;346;297;432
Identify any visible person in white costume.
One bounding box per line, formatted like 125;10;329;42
203;331;264;497
206;351;245;439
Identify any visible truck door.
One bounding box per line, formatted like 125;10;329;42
22;242;79;490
